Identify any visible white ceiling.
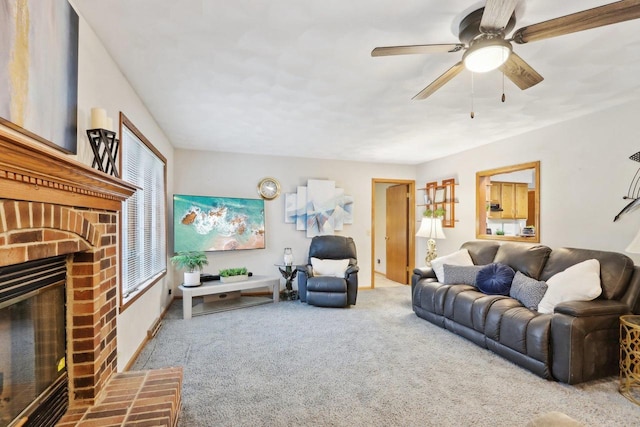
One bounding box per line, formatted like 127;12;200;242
74;0;640;165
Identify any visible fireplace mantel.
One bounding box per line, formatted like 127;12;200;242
0;127;137;411
0;128;135;210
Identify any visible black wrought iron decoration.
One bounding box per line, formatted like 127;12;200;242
86;128;119;177
614;151;640;222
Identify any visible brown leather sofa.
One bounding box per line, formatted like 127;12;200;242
412;241;640;384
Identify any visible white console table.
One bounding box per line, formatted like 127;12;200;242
178;275;280;319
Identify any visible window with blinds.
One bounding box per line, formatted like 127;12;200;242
121;115;167;305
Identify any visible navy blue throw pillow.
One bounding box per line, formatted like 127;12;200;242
476;263;516;295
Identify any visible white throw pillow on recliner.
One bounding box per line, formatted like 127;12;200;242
430;249;474;282
537;259;602;314
311;257;349;277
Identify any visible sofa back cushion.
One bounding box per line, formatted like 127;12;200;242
493;243;552;280
461;241;500;265
308;236;357;266
540;247;635;300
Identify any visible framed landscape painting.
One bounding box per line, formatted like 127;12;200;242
173;194;265;252
0;0;79;153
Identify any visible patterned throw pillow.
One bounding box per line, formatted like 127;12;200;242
509;271;548;310
476;263;516;295
430;249;474;282
442;264;484;286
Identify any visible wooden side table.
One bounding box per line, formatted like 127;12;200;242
620;315;640;405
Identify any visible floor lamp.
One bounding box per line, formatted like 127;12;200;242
416;216;446;266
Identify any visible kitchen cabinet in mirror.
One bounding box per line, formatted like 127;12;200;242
476;161;540;243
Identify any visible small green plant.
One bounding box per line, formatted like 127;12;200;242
496;230;505;236
424;207;446;218
170;251;208;273
219;267;248;277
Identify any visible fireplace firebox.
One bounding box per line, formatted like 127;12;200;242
0;256;68;427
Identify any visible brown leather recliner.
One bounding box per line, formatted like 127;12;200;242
412;241;639;384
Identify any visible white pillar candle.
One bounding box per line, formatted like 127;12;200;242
106;117;113;132
90;108;106;129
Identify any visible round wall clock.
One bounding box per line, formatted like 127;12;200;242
257;177;281;200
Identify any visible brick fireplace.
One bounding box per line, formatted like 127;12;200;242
0;128;135;420
1;200;120;405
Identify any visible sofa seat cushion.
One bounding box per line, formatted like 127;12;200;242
496;307;552;361
447;289;509;333
306;276;347;293
443;284;478;319
484;298;525;341
413;282;473;316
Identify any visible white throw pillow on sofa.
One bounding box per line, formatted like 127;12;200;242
431;249;474;282
537;259;602;314
311;257;349;277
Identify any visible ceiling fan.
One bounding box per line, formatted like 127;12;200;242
372;0;640;100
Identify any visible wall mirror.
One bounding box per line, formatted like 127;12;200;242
476;161;540;243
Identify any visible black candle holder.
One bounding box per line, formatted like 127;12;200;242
87;128;119;177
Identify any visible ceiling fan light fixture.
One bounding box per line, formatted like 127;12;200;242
463;39;512;73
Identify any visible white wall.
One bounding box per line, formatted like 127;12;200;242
71;3;176;371
416;99;640;266
173;150;416;291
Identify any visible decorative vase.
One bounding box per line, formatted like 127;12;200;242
183;271;201;287
284;247;293;266
220;274;249;283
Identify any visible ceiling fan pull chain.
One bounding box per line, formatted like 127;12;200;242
502;71;506;103
470;72;475;119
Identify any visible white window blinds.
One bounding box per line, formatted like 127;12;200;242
121;122;167;301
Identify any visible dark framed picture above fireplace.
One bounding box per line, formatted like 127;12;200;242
173;194;266;253
0;1;79;154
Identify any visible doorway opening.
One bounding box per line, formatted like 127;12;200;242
371;179;416;289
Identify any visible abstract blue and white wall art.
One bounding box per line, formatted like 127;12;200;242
286;179;353;237
284;193;297;224
295;186;308;231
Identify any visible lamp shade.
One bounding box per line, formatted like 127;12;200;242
463;39;512;73
416;217;446;240
626;226;640;254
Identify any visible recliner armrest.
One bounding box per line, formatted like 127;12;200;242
297;264;313;277
413;266;437;280
553;299;630;317
345;265;359;276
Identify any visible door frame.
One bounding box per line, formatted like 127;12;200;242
371;178;416;288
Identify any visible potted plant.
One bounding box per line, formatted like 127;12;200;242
170;251;209;287
423;207;446;218
219;267;249;283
